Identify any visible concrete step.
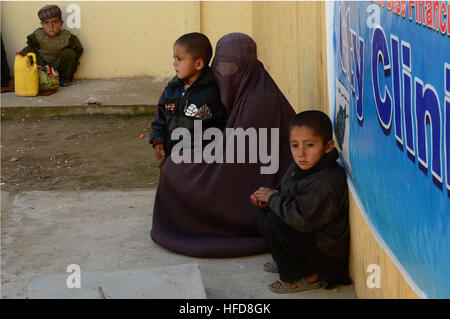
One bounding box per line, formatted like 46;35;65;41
1;77;169;120
28;263;206;299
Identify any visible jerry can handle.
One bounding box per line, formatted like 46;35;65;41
26;52;37;70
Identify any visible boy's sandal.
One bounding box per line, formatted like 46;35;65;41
59;79;73;87
267;278;322;294
1;87;14;93
39;89;57;96
263;261;279;273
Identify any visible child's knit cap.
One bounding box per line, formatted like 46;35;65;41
38;5;62;21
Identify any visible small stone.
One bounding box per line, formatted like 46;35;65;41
87;97;101;105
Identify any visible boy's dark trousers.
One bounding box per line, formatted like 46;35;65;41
36;48;79;81
258;207;351;288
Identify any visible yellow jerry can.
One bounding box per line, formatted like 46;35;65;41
14;51;39;96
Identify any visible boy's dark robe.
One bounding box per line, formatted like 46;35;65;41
267;148;350;260
150;33;295;257
259;148;351;286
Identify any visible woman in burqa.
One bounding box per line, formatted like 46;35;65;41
150;33;295;257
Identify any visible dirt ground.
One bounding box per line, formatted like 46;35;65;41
1;114;161;195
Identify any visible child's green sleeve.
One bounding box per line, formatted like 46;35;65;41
68;34;83;60
21;32;39;55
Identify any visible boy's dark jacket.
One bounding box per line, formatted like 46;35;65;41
150;67;227;154
268;148;349;259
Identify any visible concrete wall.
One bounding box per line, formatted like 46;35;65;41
1;1;253;80
0;0;323;111
253;1;328;113
1;1;202;78
200;1;253;56
349;193;419;298
1;0;418;298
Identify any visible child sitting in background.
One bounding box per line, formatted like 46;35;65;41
21;4;83;87
251;110;351;293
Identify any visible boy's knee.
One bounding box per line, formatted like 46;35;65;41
60;48;76;60
261;210;284;235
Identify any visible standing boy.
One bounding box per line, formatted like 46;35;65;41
22;4;83;86
150;32;227;163
251;110;351;293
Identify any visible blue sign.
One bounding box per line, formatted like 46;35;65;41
330;1;450;298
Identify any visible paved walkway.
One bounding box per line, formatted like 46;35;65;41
1;190;356;299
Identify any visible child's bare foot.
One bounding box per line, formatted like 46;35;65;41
306;273;319;284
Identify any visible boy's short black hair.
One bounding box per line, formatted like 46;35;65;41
289;110;333;143
174;32;213;67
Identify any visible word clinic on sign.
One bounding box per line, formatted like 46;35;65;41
339;4;450;193
371;26;449;192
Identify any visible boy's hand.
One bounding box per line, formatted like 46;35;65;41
250;194;269;208
154;144;165;160
253;187;278;204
